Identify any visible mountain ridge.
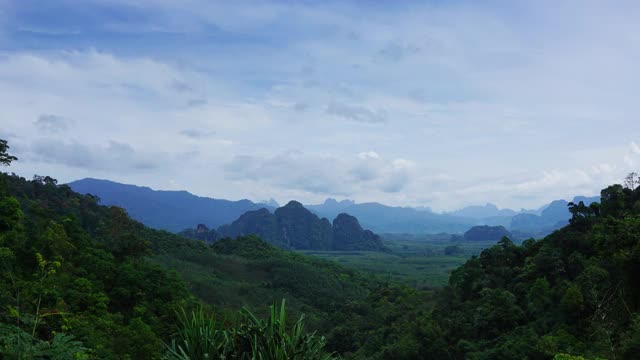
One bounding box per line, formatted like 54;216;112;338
68;178;273;232
183;200;387;251
68;178;599;237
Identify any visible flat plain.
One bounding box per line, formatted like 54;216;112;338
301;237;498;288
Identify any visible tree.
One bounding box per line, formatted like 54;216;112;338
527;277;552;315
561;284;584;319
600;185;626;217
0;196;23;232
624;172;639;190
568;201;599;228
32;175;58;186
0;139;18;166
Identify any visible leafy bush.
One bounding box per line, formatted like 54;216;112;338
0;324;87;359
165;300;336;360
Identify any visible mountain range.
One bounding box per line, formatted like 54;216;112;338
509;195;600;237
68;178;273;232
305;199;476;233
68;178;599;238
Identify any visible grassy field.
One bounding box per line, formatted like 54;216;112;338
301;237;497;289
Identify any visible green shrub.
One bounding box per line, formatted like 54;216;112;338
165;300;337;360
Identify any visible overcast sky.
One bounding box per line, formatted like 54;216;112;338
1;0;639;211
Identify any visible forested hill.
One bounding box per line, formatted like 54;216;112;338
510;196;600;238
0;172;377;358
347;183;640;359
68;178;272;232
0;173;192;358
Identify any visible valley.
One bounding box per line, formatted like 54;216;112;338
301;237;496;288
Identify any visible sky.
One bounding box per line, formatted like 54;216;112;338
1;0;640;211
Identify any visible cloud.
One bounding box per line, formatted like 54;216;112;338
358;151;380;160
293;102;309;112
326;102;388;124
223;151;347;195
186;98;208;107
171;79;194;93
0;51;210;111
180;129;215;139
380;173;409;193
34;114;73;133
375;41;421;62
3;1;640;210
624;155;634;168
380;159;415;193
28;139;164;172
224;151;415;196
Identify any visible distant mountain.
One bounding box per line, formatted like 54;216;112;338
448;203;518;219
68;179;600;238
186;201;386;251
572;195;600;205
259;198;280;208
510;195;599;237
306;198;355;215
306;199;475;234
463;225;512;241
479;215;515;228
68;178;273;232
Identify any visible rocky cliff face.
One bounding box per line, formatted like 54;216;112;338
217;208;280;244
199;202;384;251
274;201;333;250
332;213;385;251
178;223;218;243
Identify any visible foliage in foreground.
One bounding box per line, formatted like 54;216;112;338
0;171;191;358
165;300;337;360
0;323;86;359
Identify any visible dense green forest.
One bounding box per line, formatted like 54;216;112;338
0;168;192;357
1;139;640;359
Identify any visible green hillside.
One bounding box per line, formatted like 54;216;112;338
0;170;378;358
335;183;640;359
0;173;191;359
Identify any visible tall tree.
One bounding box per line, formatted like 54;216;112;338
0;139;18;166
624;172;639;190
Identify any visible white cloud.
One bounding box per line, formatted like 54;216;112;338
2;1;640;211
34;114;73;133
28;139;165;171
326;102;388;124
223;151;418;198
358;151;380;160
